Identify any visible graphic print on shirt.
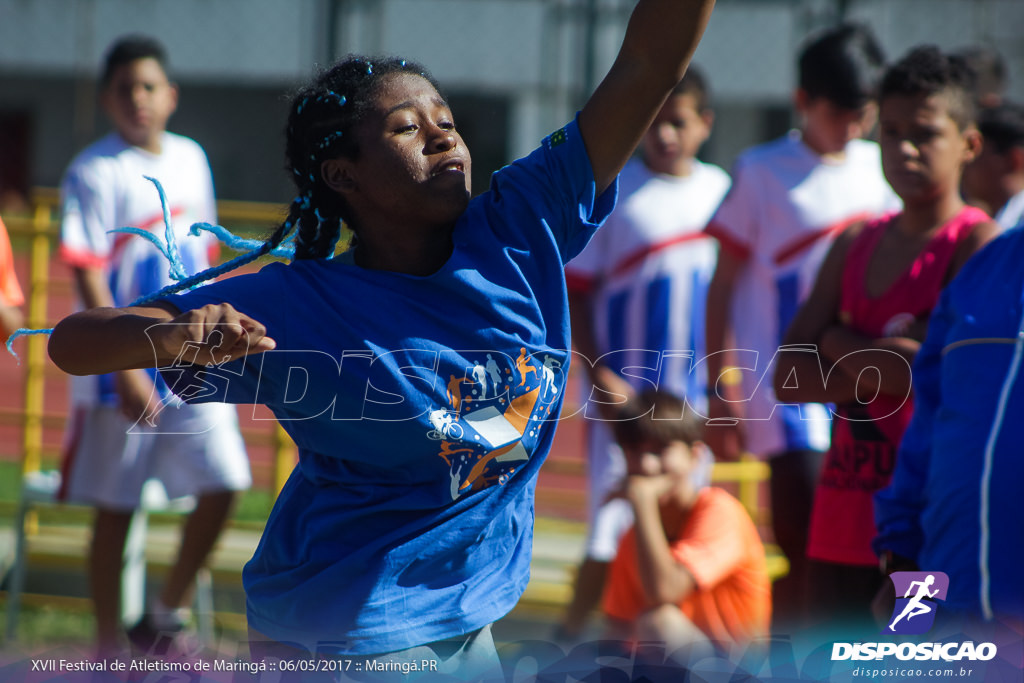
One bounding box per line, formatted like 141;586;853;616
430;347;562;500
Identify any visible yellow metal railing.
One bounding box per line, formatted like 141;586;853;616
4;189;297;495
19;202;52;478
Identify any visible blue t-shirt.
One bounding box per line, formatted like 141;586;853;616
160;118;616;655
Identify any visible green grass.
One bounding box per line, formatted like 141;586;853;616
0;598;94;653
0;460;274;525
0;459;272;655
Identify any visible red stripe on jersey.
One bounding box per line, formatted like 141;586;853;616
610;232;713;279
565;270;595;295
772;212;872;266
704;221;751;261
59;244;109;270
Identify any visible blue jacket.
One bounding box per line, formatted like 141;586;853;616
874;226;1024;621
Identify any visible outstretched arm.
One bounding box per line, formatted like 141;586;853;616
579;0;716;193
49;302;275;376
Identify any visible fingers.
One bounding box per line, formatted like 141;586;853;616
155;304;276;366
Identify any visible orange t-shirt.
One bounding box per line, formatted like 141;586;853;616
603;487;771;645
0;217;24;307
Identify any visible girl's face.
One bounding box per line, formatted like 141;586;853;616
335;72;472;231
879;91;979;205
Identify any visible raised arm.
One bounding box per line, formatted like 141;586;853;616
579;0;716;193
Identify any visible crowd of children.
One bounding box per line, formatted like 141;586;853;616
2;2;1020;676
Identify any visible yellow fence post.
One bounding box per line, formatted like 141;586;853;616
20;202;52;478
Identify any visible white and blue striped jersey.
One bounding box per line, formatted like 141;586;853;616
567;157;730;409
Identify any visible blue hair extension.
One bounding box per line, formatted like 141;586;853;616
5;183;307;361
130;192;309;305
128;241;273;307
106;227;188;281
8;176;193;360
148;176;187;280
189;222;296;260
6;327;55;360
106;177;189;282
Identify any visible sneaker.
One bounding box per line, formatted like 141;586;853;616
126;615;203;658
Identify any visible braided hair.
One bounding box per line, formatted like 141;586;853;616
278;55;441;260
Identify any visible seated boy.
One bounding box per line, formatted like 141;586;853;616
602;390;771;660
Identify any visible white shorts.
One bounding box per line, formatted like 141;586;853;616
582;418;713;562
60;400;251;511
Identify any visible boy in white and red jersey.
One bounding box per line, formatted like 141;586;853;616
58;35;250;658
703;23;898;633
560;66;730;641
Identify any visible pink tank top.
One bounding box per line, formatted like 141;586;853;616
807;206;988;566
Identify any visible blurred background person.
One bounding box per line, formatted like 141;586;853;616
703;22;897;633
56;34;251;658
962;101;1024;228
952;44;1008;109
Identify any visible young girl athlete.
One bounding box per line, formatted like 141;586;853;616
48;0;717;674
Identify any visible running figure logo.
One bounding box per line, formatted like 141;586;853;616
884;571;949;635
